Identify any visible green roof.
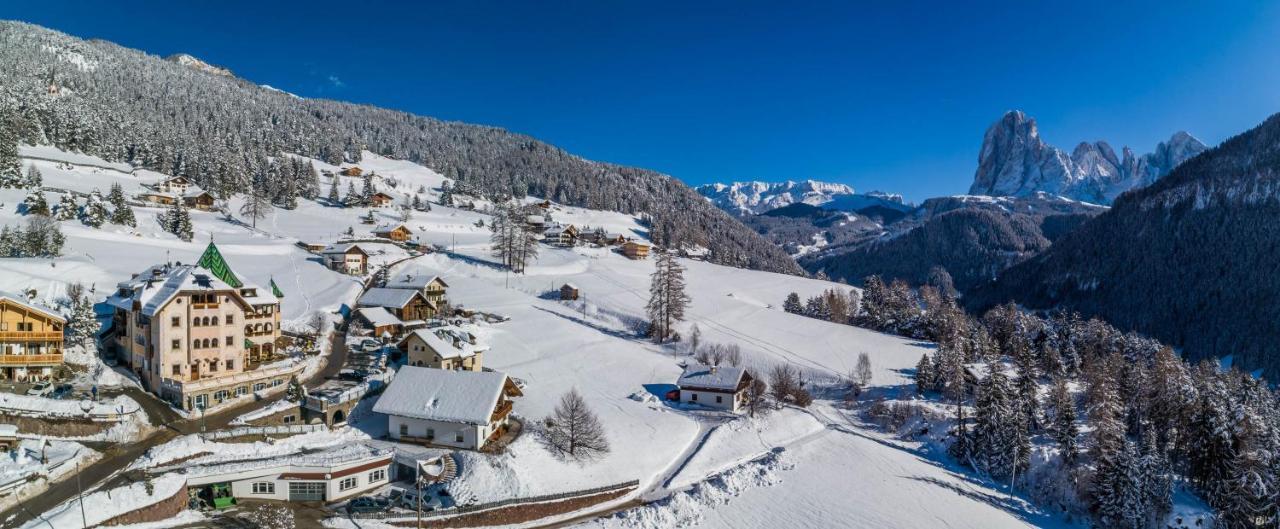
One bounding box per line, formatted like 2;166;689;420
196;242;243;288
269;278;284;298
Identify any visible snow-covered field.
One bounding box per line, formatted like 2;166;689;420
5;147;1073;528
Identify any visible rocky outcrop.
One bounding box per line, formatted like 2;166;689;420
969;111;1206;204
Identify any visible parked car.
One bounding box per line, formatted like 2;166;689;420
338;369;369;382
346;496;389;514
398;490;444;511
26;382;53;397
51;384;74;399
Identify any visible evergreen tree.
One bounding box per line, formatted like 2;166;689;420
327;176;341;205
971;362;1028;481
439;180;454;206
646;249;690;343
783;292;803;314
0;113;21;188
914;354;933;395
360;174;374;203
107;183;136;227
1046;376;1078;462
0;225;15;257
65;285;99;348
163;200;194;241
22;189;49;216
343;181;359;205
24;165;42;189
80;189;108;228
53;194;78;221
1094;439;1145;529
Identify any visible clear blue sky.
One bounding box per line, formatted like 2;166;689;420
6;1;1280;202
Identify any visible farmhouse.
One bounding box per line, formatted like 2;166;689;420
398;327;486;371
542;224;578;247
354;307;406;338
357;288;436;321
106;242;299;410
372;223;413;242
340;167;363;177
384;273;449;307
621;241;651;259
320;243;368;275
138;176;217;210
676;363;752;412
559;283;579;301
369;192;395;208
374;367;521;451
185;444;393;505
0;293;64;382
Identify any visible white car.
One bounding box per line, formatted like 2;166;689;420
26;382;53;397
399;490;444;512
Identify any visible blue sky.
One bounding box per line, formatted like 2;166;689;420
6;1;1280;202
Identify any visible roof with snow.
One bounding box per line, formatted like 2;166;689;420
356;307;402;328
106;264;248;317
398;327;488;359
373;367;516;425
385;273;448;291
0;292;65;323
677;364;747;392
357;288;432;310
372;223;411;235
525;215;545;225
321;243;367;255
0;424;16;437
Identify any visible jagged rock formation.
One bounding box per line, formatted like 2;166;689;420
969;110;1206;204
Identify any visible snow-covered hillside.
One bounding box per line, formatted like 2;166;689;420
4;146;1069;528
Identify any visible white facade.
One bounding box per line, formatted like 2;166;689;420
387;414;508;451
188;450;393;504
679;388;745;412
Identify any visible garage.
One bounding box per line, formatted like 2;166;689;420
288;481;326;502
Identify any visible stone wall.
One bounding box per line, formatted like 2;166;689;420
101;482;188;526
0;413;110;437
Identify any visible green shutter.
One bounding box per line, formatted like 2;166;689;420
196;242;243;288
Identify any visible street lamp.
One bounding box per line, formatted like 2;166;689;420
198;404;207;433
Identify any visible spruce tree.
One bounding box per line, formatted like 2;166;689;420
783;292;803;314
22;189;49;216
0;114;21;188
53;194;78;221
80;189;108;228
108;183;136;227
327;177;341;205
914;354;933;395
439;180;454;206
1046;376;1078;462
24;165;42;189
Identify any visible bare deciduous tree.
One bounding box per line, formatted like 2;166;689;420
769;364;799;404
745;370;768;418
855;352;873;387
543;388;610;459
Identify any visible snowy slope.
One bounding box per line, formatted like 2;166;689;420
5;146;1075;528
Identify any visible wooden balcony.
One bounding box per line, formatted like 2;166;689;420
0;331;63;342
0;353;63;366
490;400;513;422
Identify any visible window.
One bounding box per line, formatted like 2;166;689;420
368;469;386;483
172;317;181;327
172;364;181;376
172;339;181;351
338;477;357;491
455;431;464;443
208;360;218;372
272;379;283;387
214;390;229;401
283;415;296;424
716;395;723;404
690;393;697;401
427;428;435;439
225;336;233;346
253;382;266;392
0;322;6;331
235;386;247;397
399;424;409;436
211;316;219;326
226;314;234;324
252;482;275;494
193;394;207;409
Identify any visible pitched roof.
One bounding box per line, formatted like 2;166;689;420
373;367;512;425
321;243;367;255
678;364;746;392
106;264;247;317
385;273;448;291
356;307;401;327
357;288;431;310
373;223;410;235
0;292;65;323
196;242;242;288
269;278;284;298
398;327;488;359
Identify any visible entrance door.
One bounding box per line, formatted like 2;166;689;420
288;481;326;501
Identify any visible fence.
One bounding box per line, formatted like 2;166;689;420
351;479;640;521
199;422;326;441
0;403;141;423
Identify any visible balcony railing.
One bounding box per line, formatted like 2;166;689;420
0;353;63;365
491;400;513;422
0;331;63;342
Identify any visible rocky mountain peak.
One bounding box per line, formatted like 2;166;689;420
968;111;1206;204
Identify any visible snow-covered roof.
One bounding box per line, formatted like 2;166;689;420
357;288;430;310
373;223;410;234
321;243;367;255
678;364;747;392
385;273;448;291
0;292;65;323
0;424;17;437
356;307;402;327
525;215;545;225
237;282;279;306
373;367;512;425
399;327;488;359
106;264;245;317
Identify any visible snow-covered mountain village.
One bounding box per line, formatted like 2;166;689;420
2;5;1280;529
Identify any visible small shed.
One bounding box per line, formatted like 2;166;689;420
559;283;580;301
0;424;15;452
341;167;364;177
369;192;395;208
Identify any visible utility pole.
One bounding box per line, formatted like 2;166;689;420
76;461;86;529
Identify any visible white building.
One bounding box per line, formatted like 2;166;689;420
184;444;394;504
676;363;752;412
374;367;522;450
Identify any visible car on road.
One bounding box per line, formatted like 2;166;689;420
51;384;74;399
338;369;369;382
345;496;389;514
26;382;53;397
398;490;444;512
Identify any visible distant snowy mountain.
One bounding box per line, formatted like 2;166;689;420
697;180;908;216
969;110;1206;204
165;53;233;77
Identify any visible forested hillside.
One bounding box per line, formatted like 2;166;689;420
0;21;799;274
969;111;1280;376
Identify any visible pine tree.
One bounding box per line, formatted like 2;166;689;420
286;375;306;402
783;292;803;314
0;226;15;257
439;180;454;206
66;287;99;348
327;176;341;205
0;114;22;188
646;249;690;343
109;191;136;227
1046;376;1078;462
22;189;49;216
24;165;42;190
80;189;108;228
1094;439;1145;529
53;194;78;221
915;354;933;395
343;182;359;205
360;174;374;203
164;200;194;241
971;362;1027;481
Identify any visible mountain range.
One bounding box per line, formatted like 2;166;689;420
696;180;908;216
969;110;1207;204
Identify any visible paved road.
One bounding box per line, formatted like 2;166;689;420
0;335;349;529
